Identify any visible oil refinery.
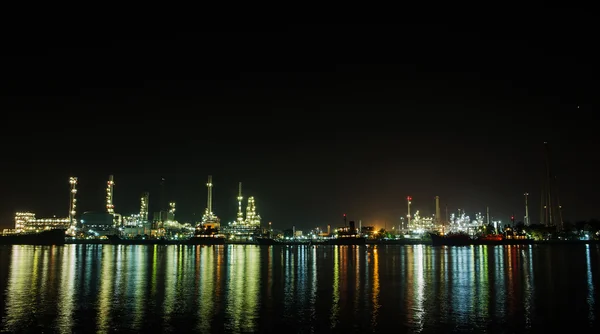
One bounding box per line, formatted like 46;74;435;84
1;142;570;242
0;173;534;242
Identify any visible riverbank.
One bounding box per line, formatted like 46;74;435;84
46;238;600;246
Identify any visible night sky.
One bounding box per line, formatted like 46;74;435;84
1;23;596;231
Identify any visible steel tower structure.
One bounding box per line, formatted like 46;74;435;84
106;175;115;214
201;175;220;224
236;182;244;225
69;177;78;228
540;142;563;231
140;192;149;225
245;196;261;227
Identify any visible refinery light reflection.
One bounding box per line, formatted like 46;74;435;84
56;246;76;333
224;245;260;333
585;244;595;325
97;246;114;333
2;243;600;332
197;245;216;333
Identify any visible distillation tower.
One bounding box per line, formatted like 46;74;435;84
140;192;149;225
245;196;261;227
201;175;220;226
106;175;115;214
231;182;245;226
169;202;175;218
540;142;563;231
68;177;78;233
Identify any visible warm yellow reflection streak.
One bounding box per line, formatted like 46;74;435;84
477;246;490;317
39;248;49;305
585;244;595;324
163;246;176;320
151;245;158;298
97;246;115;333
371;246;380;327
225;245;261;333
330;246;340;328
310;246;318;321
56;245;76;333
2;247;33;330
243;246;260;332
132;246;147;330
197;246;215;333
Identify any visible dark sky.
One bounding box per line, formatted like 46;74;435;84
1;22;597;231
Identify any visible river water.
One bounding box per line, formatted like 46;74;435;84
0;244;598;333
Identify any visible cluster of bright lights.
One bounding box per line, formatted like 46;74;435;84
139;192;149;223
201;175;220;226
106;175;115;214
408;210;435;231
14;212;70;232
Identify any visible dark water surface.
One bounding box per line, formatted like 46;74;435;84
0;244;598;333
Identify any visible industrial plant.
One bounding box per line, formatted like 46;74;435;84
1;142;580;243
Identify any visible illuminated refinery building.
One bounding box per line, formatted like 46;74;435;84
12;212;70;233
408;210;436;233
4;176;78;235
121;192;152;236
225;182;262;240
199;175;220;230
447;210;484;235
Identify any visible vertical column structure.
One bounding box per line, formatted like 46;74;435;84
435;196;441;226
524;192;530;226
406;196;412;229
236;182;244;224
246;196;257;226
140;192;149;225
202;175;220;225
69;177;78;228
206;175;213;216
169;202;176;221
106;175;115;214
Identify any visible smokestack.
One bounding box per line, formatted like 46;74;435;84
435;196;441;226
327;224;331;235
